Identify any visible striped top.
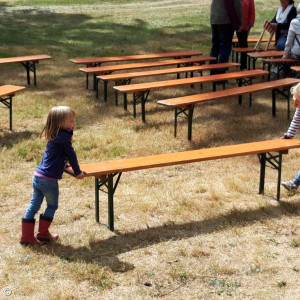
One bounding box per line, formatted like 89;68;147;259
285;107;300;138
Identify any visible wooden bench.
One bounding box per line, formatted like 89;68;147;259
158;78;300;140
232;46;276;64
65;138;300;231
97;62;240;102
113;69;268;123
247;51;283;70
290;65;300;77
71;50;202;89
0;55;51;86
79;56;216;91
232;37;275;47
0;85;26;130
262;58;299;80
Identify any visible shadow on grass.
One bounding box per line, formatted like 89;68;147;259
31;199;300;272
0;6;209;58
0;129;38;148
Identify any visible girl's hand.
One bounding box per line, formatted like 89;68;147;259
76;171;86;179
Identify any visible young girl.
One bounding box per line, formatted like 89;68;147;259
281;82;300;191
20;106;85;245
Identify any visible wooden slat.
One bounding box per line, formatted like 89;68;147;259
0;85;26;97
233;46;276;53
70;50;202;65
157;78;300;107
232;37;275;44
262;58;299;63
69;139;300;177
0;55;51;64
247;51;284;59
114;69;268;93
79;56;216;74
291;66;300;72
97;62;240;82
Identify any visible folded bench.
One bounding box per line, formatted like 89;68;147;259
114;69;268;123
65;139;300;231
158;78;300;140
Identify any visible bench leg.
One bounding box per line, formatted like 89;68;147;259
133;91;150;122
174;106;194;140
188;105;194;141
258;152;283;200
0;96;13;130
21;62;36;85
94;173;122;231
272;88;290;119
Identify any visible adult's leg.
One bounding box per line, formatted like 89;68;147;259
218;24;235;63
210;24;220;64
236;29;249;69
276;35;287;51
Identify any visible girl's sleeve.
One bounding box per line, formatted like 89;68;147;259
284;108;300;138
63;138;82;176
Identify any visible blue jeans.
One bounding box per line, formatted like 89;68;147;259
276;35;287;51
24;176;59;220
210;24;235;64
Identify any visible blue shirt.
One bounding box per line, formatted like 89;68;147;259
36;129;82;179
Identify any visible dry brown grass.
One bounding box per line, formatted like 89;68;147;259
0;1;300;299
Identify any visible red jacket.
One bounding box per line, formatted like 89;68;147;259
240;0;255;31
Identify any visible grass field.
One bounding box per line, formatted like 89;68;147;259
0;1;300;299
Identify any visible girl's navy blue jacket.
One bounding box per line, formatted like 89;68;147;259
36;129;82;179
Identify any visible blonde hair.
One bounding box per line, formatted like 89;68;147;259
291;83;300;101
41;106;75;140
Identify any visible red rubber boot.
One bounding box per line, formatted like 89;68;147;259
20;219;42;245
36;214;59;242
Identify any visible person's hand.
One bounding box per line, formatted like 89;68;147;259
76;171;86;179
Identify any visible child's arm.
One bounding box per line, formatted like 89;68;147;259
75;171;86;179
283;108;300;138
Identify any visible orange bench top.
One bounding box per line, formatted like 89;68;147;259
70;50;202;65
97;62;240;82
157;78;300;108
232;37;275;43
0;55;51;65
291;66;300;72
0;84;26;97
113;69;268;93
79;56;216;74
233;46;276;53
247;51;284;59
262;58;299;63
65;139;300;177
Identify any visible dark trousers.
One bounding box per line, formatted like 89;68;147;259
236;29;249;70
210;24;235;74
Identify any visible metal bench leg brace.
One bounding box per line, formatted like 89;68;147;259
95;173;122;231
272;88;290;119
174;105;194;140
258;152;283;200
114;79;131;106
21;61;36;86
0;96;13;130
133;90;150;123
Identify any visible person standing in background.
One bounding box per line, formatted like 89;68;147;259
236;0;255;70
209;0;242;74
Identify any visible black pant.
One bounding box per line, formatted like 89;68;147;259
236;30;249;70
